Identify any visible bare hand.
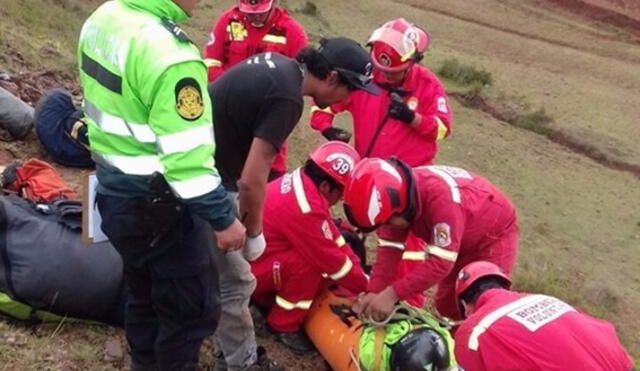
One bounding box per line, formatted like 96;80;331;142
361;287;398;322
352;292;377;315
214;218;246;252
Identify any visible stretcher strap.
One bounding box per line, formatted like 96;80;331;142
372;327;386;371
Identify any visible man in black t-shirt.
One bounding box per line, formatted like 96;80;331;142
208;38;377;370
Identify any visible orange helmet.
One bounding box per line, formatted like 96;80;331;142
455;261;512;317
309;141;361;186
367;18;430;72
238;0;274;14
343;158;416;232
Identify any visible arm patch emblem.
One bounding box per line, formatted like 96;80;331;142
175;78;204;121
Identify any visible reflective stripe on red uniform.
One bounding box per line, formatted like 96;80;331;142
369;166;518;316
203;6;308;173
454;289;634;371
251;168;368;332
309;65;452;166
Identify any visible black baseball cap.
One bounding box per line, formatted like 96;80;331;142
318;37;380;95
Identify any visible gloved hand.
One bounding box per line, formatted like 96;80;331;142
388;92;415;125
321;127;352;143
243;232;266;261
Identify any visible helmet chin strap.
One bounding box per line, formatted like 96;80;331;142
388;157;417;222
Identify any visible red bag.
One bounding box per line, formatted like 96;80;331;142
1;158;77;202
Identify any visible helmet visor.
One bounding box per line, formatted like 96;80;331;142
368;27;419;63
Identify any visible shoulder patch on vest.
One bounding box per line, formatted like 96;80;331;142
175;78;204;121
161;18;193;44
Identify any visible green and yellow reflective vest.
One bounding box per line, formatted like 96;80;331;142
78;0;234;229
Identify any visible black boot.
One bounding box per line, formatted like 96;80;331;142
273;330;316;355
241;346;284;371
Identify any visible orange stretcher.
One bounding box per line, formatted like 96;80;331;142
304;290;362;371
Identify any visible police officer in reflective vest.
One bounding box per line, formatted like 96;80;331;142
78;0;246;369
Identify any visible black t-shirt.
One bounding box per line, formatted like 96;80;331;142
209;52;304;191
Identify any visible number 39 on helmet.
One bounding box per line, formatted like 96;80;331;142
308;141;361;186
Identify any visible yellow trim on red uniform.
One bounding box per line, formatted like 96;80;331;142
426;245;458;262
262;34;287;44
204;58;223;68
275;296;313;310
328;257;353;280
435;116;448;141
310;105;335;115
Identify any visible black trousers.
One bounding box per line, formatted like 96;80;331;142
97;194;220;371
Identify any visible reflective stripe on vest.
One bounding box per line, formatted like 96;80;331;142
157;125;215;155
275;296;313;310
292;168;311;214
84;100;157;143
468;294;544;351
336;235;346;247
168;174;221;199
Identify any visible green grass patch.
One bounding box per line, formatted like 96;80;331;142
508;108;553;136
437;58;493;87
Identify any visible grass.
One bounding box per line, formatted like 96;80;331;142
2;0;639;366
437;58;493;88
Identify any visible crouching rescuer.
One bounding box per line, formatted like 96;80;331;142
251;142;369;353
77;0;246;369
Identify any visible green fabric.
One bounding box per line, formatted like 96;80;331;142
359;308;457;371
0;292;73;323
78;0;217;185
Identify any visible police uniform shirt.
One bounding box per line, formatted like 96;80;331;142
209;52;303;191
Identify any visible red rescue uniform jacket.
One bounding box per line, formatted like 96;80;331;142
370;165;517;301
203;6;308;174
259;168;368;294
204;6;308;82
309;65;453;166
455;289;634;371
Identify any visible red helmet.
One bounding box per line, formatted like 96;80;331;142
368;18;430;72
455;261;512;317
308;141;361;186
343;158;410;232
238;0;274;14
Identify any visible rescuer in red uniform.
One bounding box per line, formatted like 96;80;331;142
453;261;635;371
204;0;308;179
309;18;452;165
310;19;454;307
251;142;369;354
345;158;519;322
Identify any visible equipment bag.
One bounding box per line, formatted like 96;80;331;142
1;158;77;202
34;88;93;168
0;86;34;140
0;194;124;325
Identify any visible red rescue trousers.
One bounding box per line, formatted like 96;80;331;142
252;251;325;333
